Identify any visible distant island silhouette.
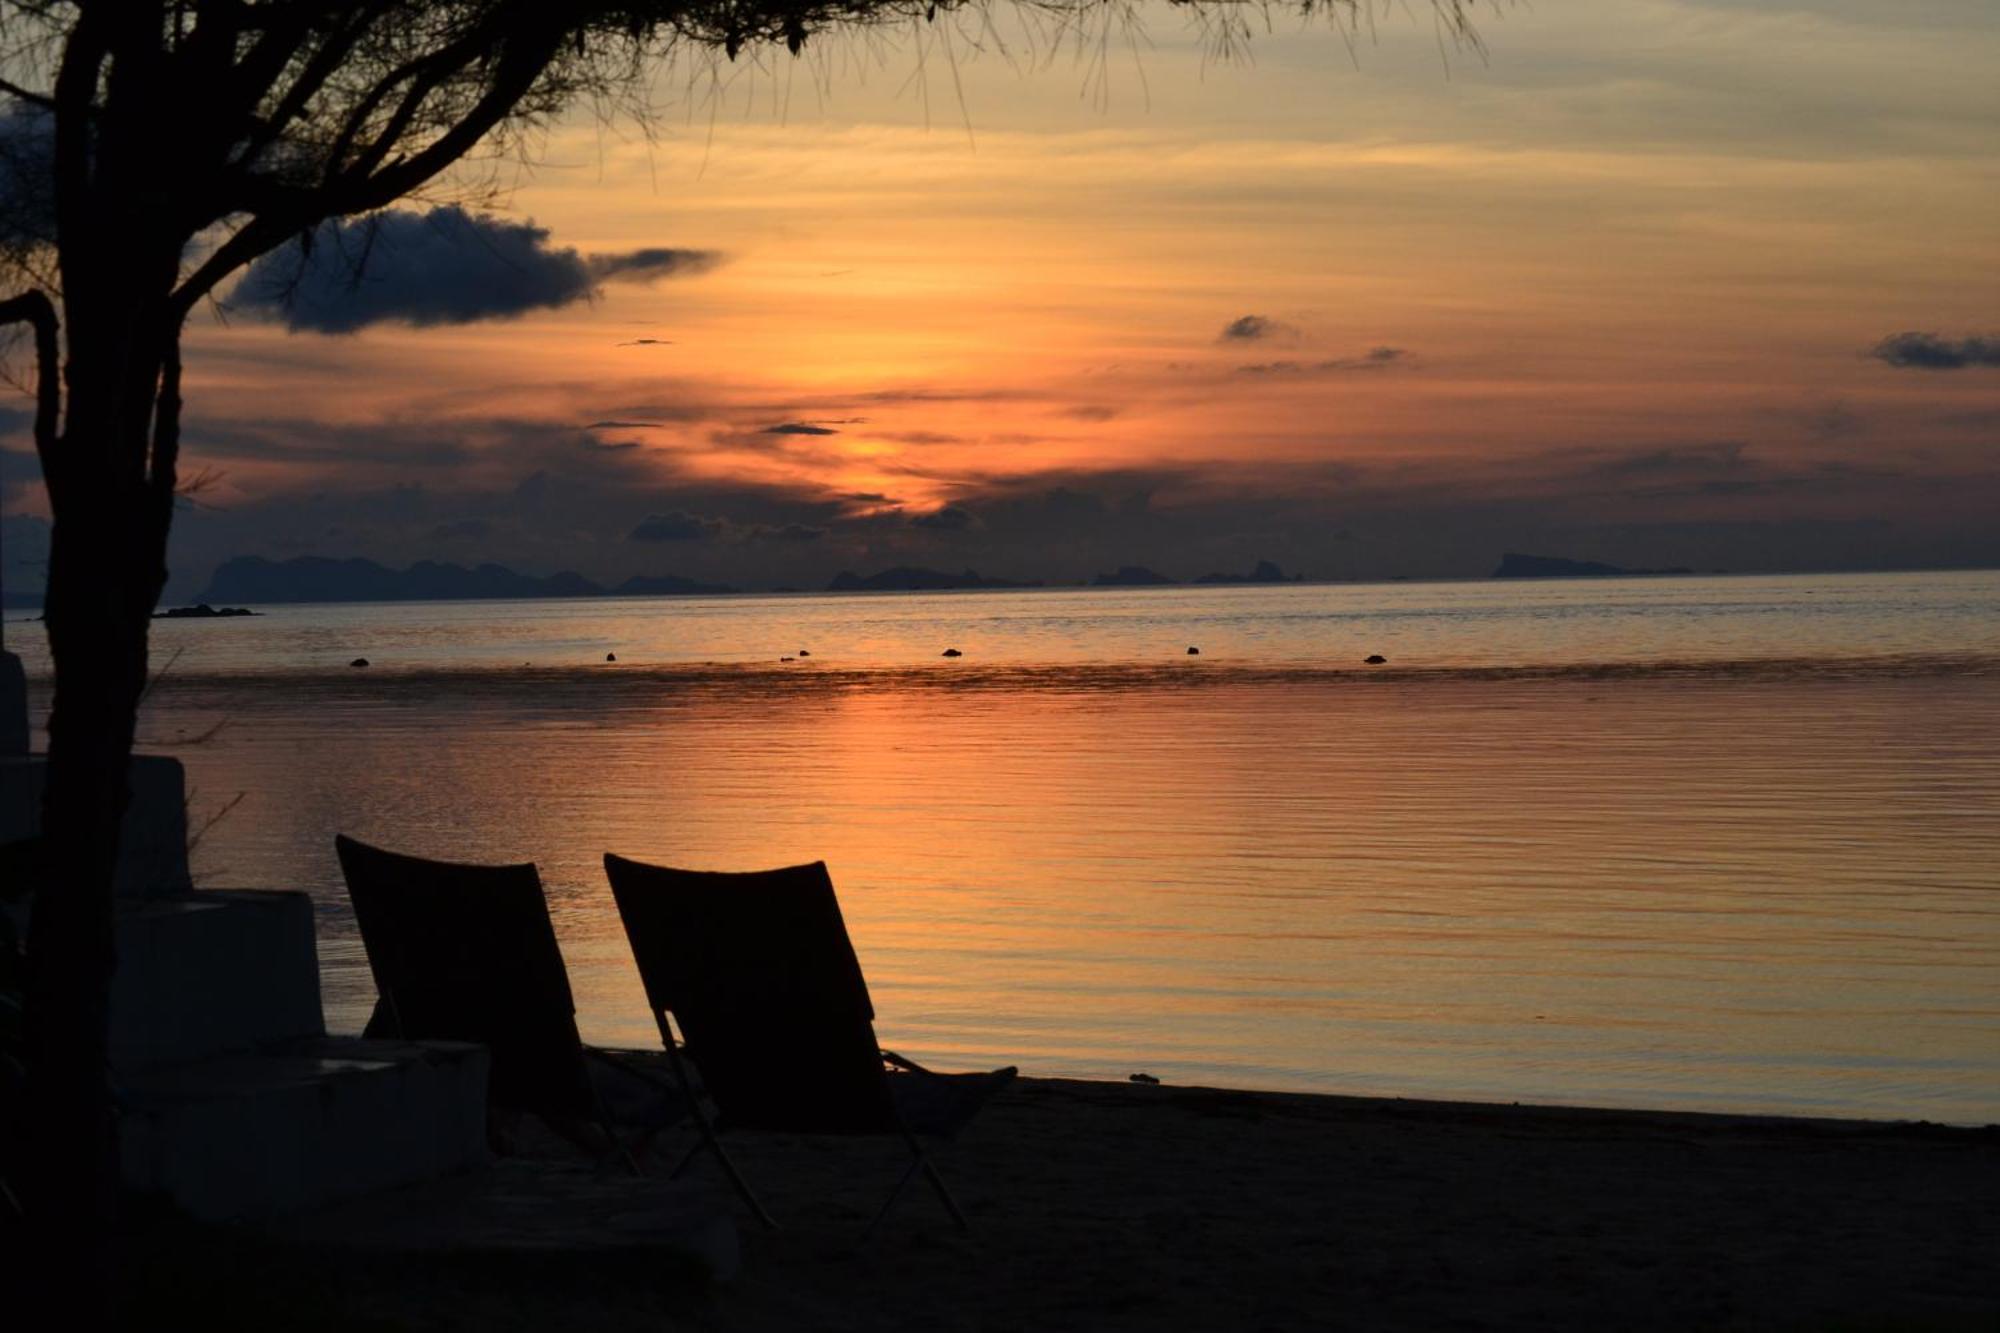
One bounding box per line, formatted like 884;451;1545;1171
1492;553;1694;579
132;551;1721;608
1092;561;1300;587
1194;560;1298;585
825;567;1040;592
154;603;258;619
199;556;735;604
1093;566;1176;587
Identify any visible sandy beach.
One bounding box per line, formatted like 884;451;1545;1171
134;1074;2000;1331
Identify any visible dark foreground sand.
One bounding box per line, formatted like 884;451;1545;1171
132;1076;1999;1331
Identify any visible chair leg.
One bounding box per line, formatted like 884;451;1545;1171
921;1156;970;1231
864;1133;971;1239
586;1081;644;1177
709;1134;780;1233
666;1137;706;1181
654;1010;778;1230
863;1146;930;1242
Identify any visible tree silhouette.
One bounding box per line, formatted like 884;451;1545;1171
0;0;1478;1304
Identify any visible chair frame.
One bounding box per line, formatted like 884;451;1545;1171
645;991;972;1238
336;835;679;1176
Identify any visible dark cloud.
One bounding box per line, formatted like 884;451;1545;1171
582;438;642;451
586;420;666;430
231;207;720;334
1236;348;1408;376
1219;315;1297;342
629;510;726;542
912;504;975;531
617;338;674;347
1870;332;2000;370
588;249;722;283
430;518;492;540
1586;441;1748;481
761;422;840;436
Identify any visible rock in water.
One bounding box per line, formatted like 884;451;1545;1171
349;657;370;668
1187;646;1200;655
798;649;811;657
605;653;617;662
1364;654;1387;664
941;648;963;658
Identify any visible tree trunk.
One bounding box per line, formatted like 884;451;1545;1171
24;287;179;1308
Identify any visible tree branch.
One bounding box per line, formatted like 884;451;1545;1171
0;289;60;487
147;320;184;533
0;76;59;111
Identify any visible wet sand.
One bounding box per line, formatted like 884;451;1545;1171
148;1075;2000;1331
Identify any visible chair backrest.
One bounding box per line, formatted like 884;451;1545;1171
335;834;596;1119
603;855;897;1134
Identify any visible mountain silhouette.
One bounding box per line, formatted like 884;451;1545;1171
1193;560;1296;584
198;556;733;604
825;567;1040;592
1493;553;1693;579
1092;566;1177;587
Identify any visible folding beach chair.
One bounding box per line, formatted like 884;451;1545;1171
334;835;682;1166
602;854;1018;1234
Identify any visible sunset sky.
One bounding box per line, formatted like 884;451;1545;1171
4;0;1998;597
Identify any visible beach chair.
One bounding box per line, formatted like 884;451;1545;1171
334;834;682;1166
602;854;1018;1234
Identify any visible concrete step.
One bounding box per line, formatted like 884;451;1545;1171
269;1159;740;1282
119;1037;490;1222
0;752;191;894
112;890;326;1071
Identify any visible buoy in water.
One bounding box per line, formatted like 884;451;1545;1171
605;653;617;662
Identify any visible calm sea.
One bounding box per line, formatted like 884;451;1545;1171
13;570;2000;1123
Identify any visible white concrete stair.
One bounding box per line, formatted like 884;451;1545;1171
119;1038;490;1222
112;890;324;1070
109;890;493;1221
0;751;192;895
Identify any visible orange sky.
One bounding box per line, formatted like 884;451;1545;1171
5;0;1998;593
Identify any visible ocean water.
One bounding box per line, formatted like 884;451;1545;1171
13;570;2000;1122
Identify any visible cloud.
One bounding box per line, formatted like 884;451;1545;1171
629;510;726;542
617;338;674;347
1236;347;1408;376
1870;332;2000;370
912;504;975;531
588;249;723;283
1219;315;1297;342
430;518;492;540
761;422;840;436
231;206;720;333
